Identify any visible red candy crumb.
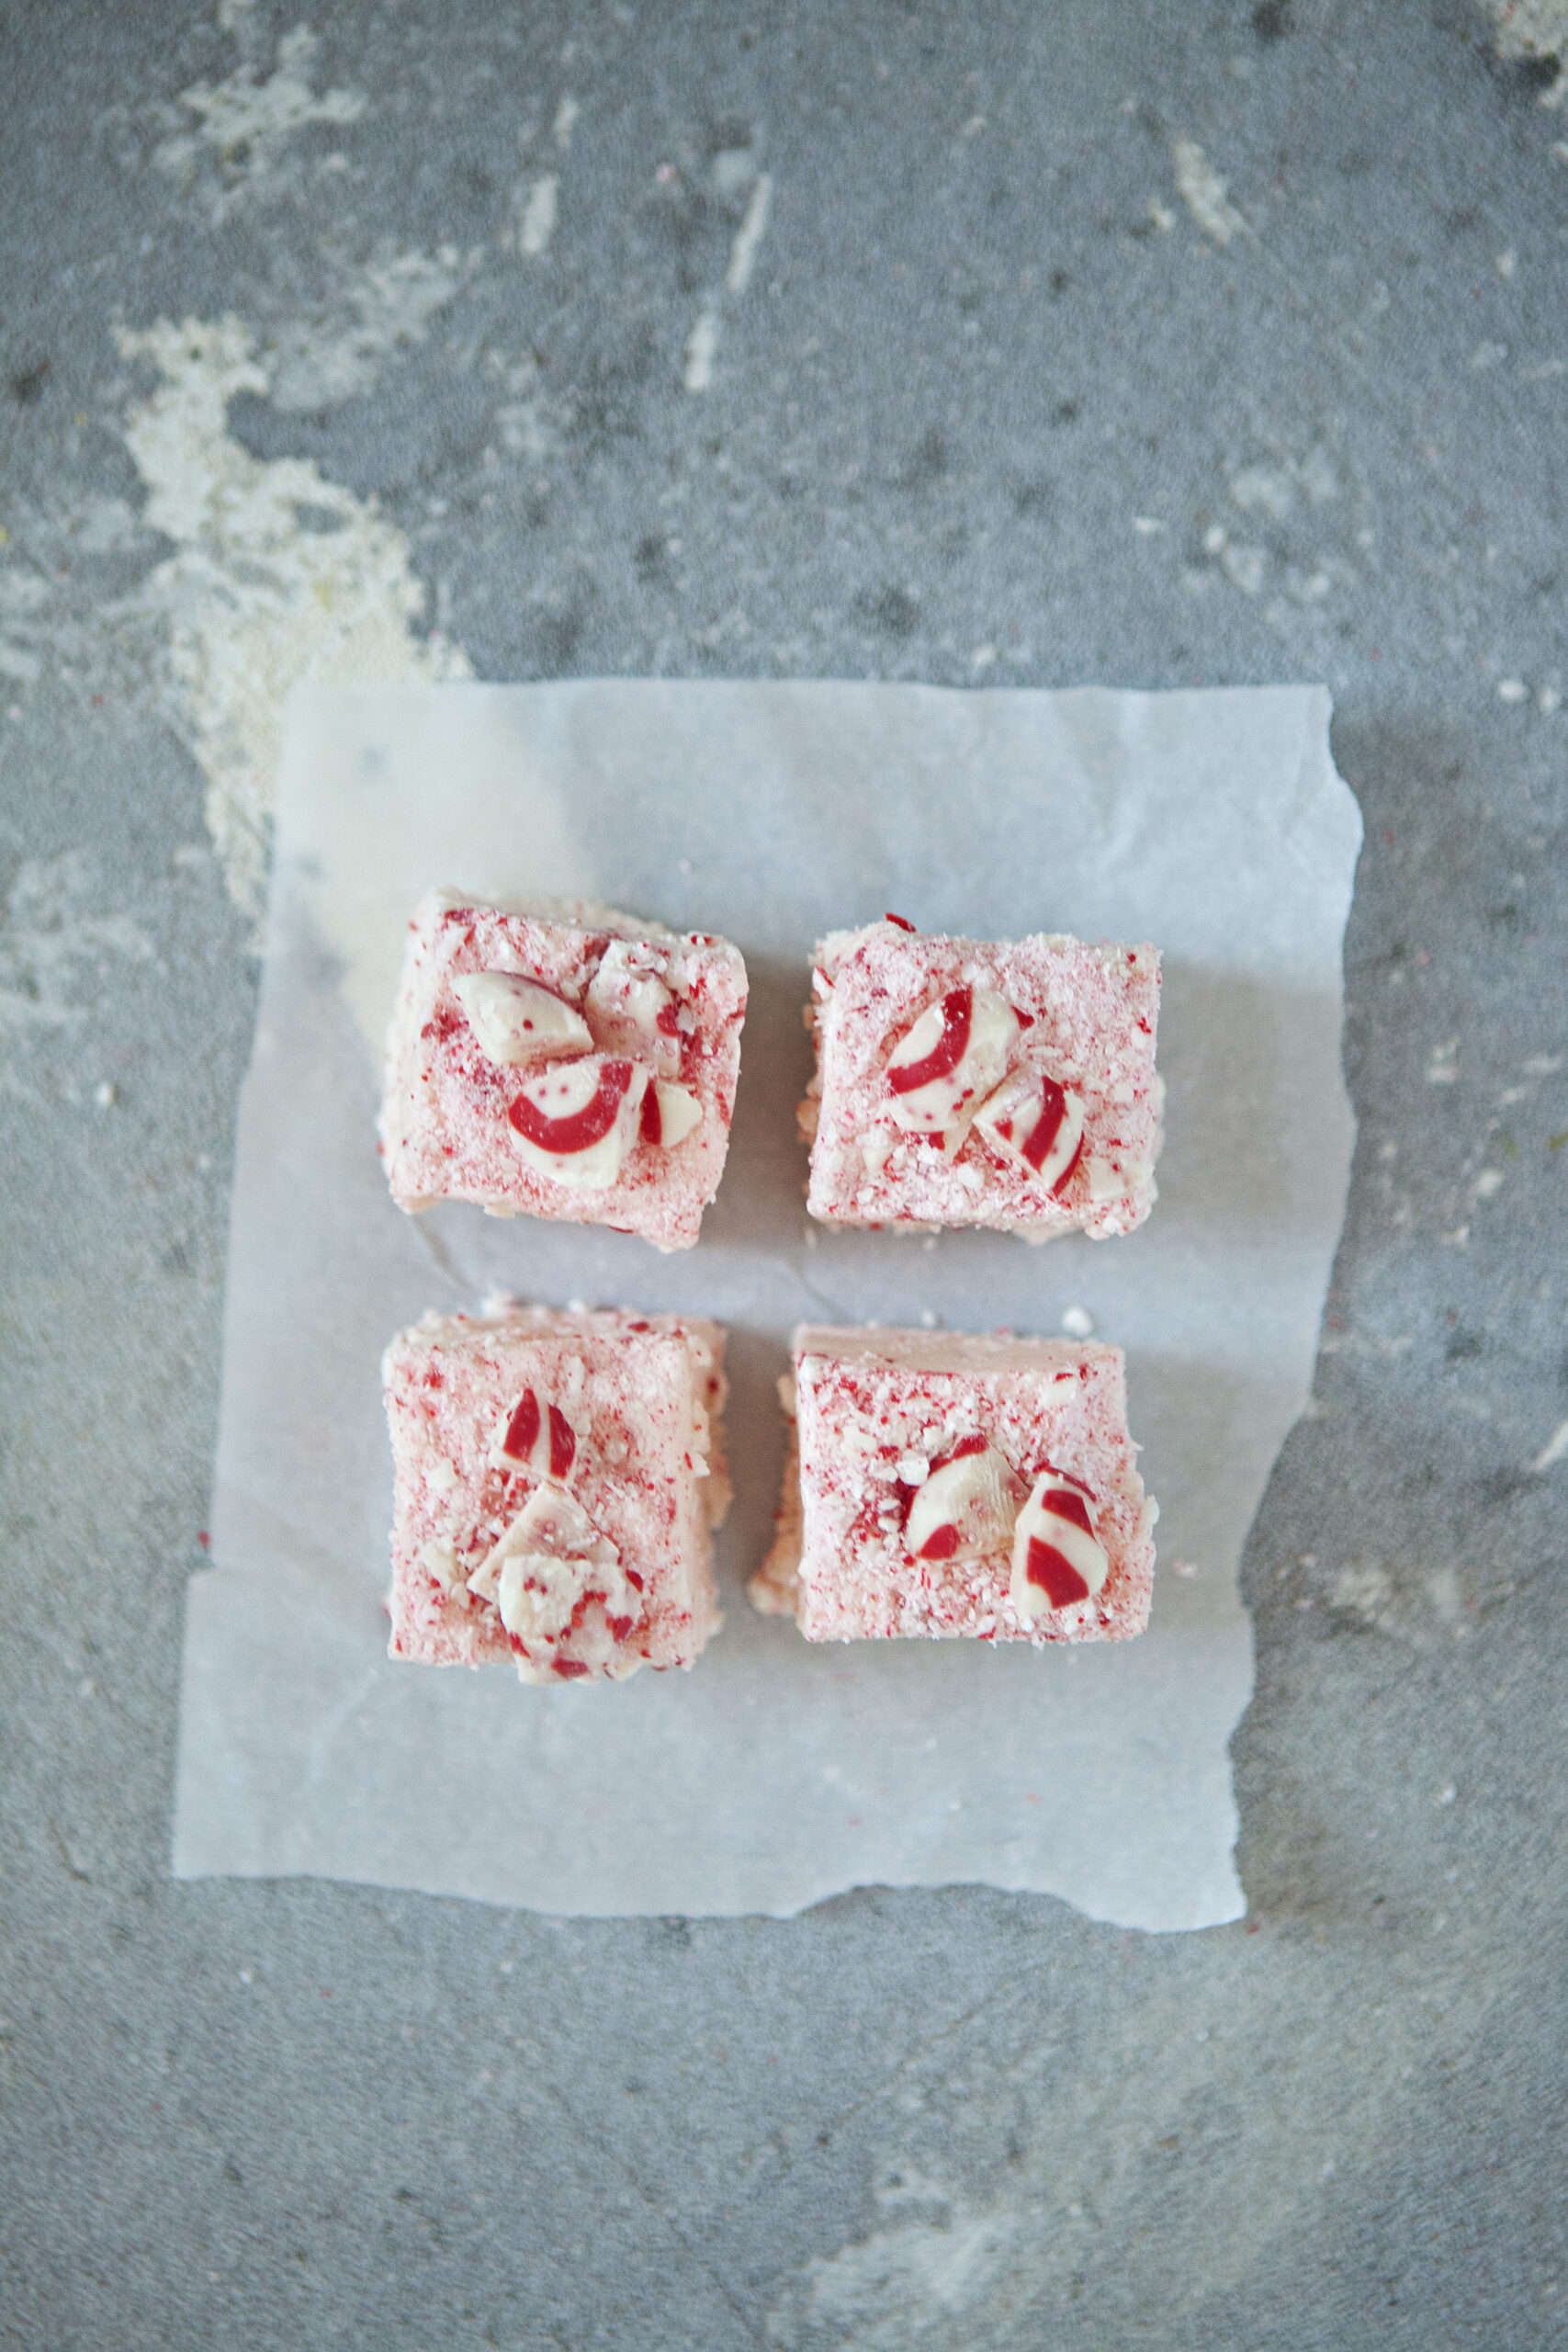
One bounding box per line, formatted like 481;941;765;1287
502;1388;541;1463
547;1405;576;1480
917;1522;962;1561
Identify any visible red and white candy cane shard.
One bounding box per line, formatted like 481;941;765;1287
547;1404;577;1479
638;1079;703;1150
974;1068;1086;1196
467;1485;630;1673
906;1438;1021;1564
888;987;973;1095
451;970;593;1068
501;1385;541;1464
1010;1470;1110;1618
583;941;682;1077
495;1386;579;1482
507;1056;649;1189
886;985;1021;1148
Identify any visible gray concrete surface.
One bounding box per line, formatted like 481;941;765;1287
3;2;1566;2344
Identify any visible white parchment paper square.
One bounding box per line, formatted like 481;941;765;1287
174;681;1360;1930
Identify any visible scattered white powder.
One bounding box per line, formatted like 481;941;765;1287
518;175;558;258
154;24;367;211
0;852;153;1058
117;315;471;922
1171;138;1248;245
1485;0;1568;103
266;248;468;413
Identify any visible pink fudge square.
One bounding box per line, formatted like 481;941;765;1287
384;1306;729;1685
751;1326;1156;1645
381;891;748;1251
801;918;1163;1239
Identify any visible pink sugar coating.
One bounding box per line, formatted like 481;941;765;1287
802;920;1163;1238
380;892;748;1251
384;1306;728;1682
753;1327;1156;1645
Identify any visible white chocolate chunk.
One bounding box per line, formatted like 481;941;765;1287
506;1056;649;1190
646;1080;703;1148
496;1554;584;1645
861;1123;896;1176
1010;1473;1109;1620
973;1067;1086;1194
584;940;682;1078
468;1486;629;1644
452;971;593;1068
906;1442;1022;1563
886;985;1021;1152
416;1537;461;1591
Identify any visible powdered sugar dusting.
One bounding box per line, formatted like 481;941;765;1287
517;175;558;257
266;248;469;413
767;2174;1013;2347
116;315;471;923
0;852;153;1083
682;163;773;390
1171;138;1249;245
1485;0;1568;103
682;304;721;393
153;23;367;220
1531;1417;1568;1473
726;171;773;295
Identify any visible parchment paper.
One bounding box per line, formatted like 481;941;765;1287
174;682;1360;1930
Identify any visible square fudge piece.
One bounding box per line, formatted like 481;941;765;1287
750;1325;1156;1645
384;1305;729;1684
381;890;748;1251
801;918;1162;1239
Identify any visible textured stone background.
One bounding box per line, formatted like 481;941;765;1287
2;2;1565;2344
